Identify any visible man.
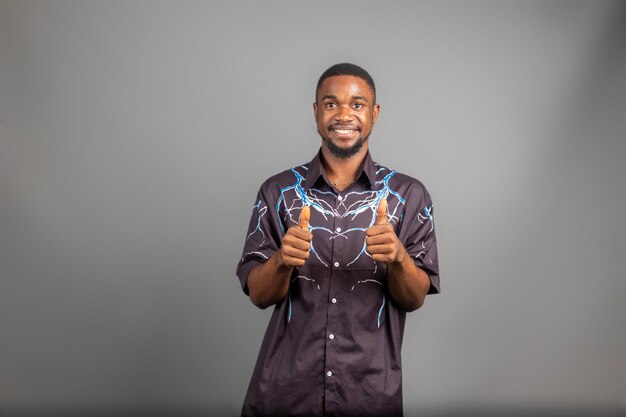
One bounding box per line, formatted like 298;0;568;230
236;63;440;417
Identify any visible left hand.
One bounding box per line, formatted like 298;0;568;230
366;198;407;264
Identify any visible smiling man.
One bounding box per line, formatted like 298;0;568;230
236;63;440;417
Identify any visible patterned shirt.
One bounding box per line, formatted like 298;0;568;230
236;149;440;417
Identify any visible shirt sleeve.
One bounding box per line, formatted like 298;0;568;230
397;182;440;294
236;181;284;295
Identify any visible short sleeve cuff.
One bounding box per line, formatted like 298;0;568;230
413;259;440;295
236;257;269;296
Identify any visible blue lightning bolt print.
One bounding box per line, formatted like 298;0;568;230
246;164;410;328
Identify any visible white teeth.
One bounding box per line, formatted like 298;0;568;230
335;129;354;134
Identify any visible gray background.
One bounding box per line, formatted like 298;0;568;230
1;1;625;416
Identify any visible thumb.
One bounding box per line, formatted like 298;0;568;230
299;205;310;229
375;198;388;225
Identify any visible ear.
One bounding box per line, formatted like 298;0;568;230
313;102;318;119
372;104;380;124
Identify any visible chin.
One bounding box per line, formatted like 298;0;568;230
324;136;366;159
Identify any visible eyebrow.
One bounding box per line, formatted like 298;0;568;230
320;95;369;103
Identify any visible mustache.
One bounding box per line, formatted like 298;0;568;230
329;124;360;130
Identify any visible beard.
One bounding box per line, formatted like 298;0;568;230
320;131;368;159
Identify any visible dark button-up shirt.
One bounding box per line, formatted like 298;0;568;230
236;150;440;417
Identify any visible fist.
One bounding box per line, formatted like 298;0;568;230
279;205;312;268
366;199;406;264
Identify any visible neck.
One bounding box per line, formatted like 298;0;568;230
320;143;368;190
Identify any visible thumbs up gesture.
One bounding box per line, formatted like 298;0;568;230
375;198;388;225
366;198;407;264
299;205;310;229
278;205;312;268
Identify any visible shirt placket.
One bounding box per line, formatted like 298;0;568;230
323;188;346;415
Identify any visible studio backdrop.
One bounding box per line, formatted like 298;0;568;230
1;1;625;416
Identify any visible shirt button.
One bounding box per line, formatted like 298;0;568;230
327;371;333;377
331;297;337;304
337;195;343;201
329;334;335;340
334;261;340;268
335;227;342;232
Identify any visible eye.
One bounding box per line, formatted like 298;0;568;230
352;103;364;109
324;102;337;109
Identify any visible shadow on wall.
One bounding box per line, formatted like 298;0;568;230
1;405;625;417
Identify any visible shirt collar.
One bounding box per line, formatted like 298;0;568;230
304;148;377;190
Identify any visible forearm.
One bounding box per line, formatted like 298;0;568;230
386;249;431;312
247;251;293;309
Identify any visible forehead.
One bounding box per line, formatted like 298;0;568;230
317;75;374;101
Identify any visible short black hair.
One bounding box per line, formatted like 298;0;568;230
315;63;376;103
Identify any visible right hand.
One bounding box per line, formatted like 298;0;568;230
278;205;312;268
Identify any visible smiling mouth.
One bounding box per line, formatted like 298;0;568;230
330;126;360;138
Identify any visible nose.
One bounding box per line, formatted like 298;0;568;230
335;105;354;121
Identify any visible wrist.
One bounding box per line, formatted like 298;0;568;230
389;247;409;267
274;250;292;272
